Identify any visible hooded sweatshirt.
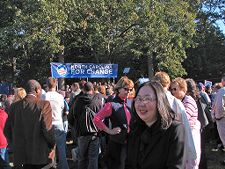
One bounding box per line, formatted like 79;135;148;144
72;93;103;136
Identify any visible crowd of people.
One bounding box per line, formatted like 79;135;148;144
0;72;225;169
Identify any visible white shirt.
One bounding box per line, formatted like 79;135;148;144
45;91;64;128
166;91;197;160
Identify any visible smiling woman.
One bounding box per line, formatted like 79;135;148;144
125;80;186;169
134;85;157;127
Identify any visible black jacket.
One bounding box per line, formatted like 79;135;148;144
125;119;186;169
108;95;131;144
72;93;103;136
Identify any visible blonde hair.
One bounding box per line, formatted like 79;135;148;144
98;85;106;96
114;76;134;94
46;77;57;89
172;77;187;93
14;87;27;103
154;71;171;88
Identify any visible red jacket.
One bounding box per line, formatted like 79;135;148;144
0;109;8;148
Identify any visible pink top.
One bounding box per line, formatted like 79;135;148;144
93;102;112;131
93;100;131;133
182;95;198;127
123;104;131;133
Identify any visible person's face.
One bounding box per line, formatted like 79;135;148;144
206;87;212;94
128;88;135;99
170;82;184;100
118;85;133;99
71;85;76;91
196;87;200;97
134;85;157;125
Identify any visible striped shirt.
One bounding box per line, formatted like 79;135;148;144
182;95;199;127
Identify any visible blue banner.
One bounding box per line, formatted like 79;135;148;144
51;62;118;78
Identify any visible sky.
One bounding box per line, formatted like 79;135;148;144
216;20;225;34
202;4;225;35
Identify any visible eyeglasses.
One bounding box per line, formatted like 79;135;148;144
123;88;133;92
170;88;177;91
134;96;156;104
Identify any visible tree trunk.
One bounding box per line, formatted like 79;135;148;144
147;53;154;79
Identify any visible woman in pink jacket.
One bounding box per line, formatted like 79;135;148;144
93;76;134;169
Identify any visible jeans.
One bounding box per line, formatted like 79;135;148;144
0;148;9;162
0;148;11;169
53;126;69;169
63;120;69;133
78;135;100;169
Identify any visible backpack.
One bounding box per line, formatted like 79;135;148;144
85;105;98;133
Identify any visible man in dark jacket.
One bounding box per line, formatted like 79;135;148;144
72;82;103;169
4;79;55;169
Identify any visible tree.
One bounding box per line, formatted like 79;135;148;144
122;0;198;78
63;0;199;79
184;10;225;82
0;0;67;85
0;0;199;84
0;0;18;83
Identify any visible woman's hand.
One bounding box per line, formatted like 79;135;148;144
105;127;121;135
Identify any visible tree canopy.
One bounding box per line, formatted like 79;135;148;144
1;0;225;85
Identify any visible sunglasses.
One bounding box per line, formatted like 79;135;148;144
123;88;133;92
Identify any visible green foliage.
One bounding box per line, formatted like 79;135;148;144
125;0;198;78
0;0;67;85
0;0;200;84
63;0;140;64
184;10;225;82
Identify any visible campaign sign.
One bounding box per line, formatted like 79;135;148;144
51;62;118;78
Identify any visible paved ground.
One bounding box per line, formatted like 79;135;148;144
206;141;225;169
66;139;225;169
8;130;225;169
